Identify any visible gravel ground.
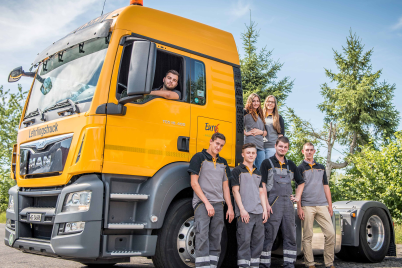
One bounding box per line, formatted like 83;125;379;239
0;224;401;267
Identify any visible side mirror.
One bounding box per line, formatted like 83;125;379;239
8;66;23;83
119;41;156;104
8;66;36;83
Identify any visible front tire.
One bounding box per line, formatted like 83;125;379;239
152;198;228;268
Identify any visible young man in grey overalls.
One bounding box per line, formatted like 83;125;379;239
260;136;305;268
297;142;335;268
232;143;268;268
188;132;235;267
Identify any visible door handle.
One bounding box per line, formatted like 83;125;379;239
177;136;190;152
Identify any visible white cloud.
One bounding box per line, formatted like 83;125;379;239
229;0;251;19
391;16;402;31
0;0;100;51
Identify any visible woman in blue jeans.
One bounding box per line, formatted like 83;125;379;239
263;95;285;158
244;93;266;169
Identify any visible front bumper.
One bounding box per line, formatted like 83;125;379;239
4;174;103;259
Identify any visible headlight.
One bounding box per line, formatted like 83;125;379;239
7;195;14;211
62;191;92;212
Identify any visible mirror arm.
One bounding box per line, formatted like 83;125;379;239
118;95;143;105
22;72;36;78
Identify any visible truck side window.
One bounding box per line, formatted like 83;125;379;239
190;60;206;105
116;42;184;103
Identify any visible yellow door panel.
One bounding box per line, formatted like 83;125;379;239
103;98;190;176
196;117;233;165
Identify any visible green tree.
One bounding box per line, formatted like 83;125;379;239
287;31;399;180
0;85;26;211
337;132;402;223
240;18;294;105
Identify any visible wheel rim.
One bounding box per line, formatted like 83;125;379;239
366;215;385;251
177;216;196;267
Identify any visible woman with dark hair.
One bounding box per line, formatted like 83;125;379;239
244;93;266;169
263;95;285;159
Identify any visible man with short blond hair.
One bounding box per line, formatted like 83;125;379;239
231;143;268;267
297;142;335;268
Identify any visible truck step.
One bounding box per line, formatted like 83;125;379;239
110;193;148;201
107;223;146;229
110;250;142;256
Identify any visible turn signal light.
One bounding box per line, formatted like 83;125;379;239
351;213;356;218
130;0;143;6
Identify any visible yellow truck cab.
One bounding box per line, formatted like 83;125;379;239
5;1;243;266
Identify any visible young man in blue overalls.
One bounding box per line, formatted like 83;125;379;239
260;136;305;268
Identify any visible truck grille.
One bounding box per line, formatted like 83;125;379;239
18;188;61;241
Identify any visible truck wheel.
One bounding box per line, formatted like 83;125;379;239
337;208;390;263
152;198;228;268
356;207;391;262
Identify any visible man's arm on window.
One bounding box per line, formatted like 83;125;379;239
150;90;179;100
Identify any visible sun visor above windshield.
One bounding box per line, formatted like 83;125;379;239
32;20;112;66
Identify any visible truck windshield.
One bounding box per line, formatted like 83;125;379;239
24;37;109;117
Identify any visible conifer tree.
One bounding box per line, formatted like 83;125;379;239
240;18;293;105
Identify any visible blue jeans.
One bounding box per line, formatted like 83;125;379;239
264;147;276;159
254;149;265;170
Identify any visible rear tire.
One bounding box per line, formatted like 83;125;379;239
356;207;390;262
152;198;228;268
336;208;390;263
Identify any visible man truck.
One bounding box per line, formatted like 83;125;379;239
5;1;397;267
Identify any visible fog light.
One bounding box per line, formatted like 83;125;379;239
6;219;15;230
64;221;85;234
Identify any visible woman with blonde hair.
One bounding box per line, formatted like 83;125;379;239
263;95;285;158
244;93;267;169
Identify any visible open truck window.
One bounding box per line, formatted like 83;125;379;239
116;43;184;103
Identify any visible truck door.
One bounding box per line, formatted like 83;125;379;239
103;42;191;177
188;58;235;165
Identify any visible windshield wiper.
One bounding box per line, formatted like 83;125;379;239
23;108;46;121
57;99;80;116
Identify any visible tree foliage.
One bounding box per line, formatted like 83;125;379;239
287;30;399;180
0;85;26;211
333;132;402;223
240;19;293;105
319;30;399;147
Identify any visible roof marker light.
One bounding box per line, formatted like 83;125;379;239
130;0;143;6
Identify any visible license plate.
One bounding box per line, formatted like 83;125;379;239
29;213;42;222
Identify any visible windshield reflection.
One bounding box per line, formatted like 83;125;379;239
25;38;108;117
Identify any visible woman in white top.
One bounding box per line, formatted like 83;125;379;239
263;95;285;159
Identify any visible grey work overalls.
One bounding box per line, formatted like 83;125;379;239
260;159;297;268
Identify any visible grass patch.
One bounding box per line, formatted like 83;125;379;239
395;224;402;244
0;211;6;224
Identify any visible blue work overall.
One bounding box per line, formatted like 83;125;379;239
260;159;297;268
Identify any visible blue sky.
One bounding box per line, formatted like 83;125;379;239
0;0;401;162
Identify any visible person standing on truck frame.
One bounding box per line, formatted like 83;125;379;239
231;143;268;268
188;132;235;267
297;142;336;268
260;136;305;268
244;93;267;169
262;95;285;159
149;70;181;100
